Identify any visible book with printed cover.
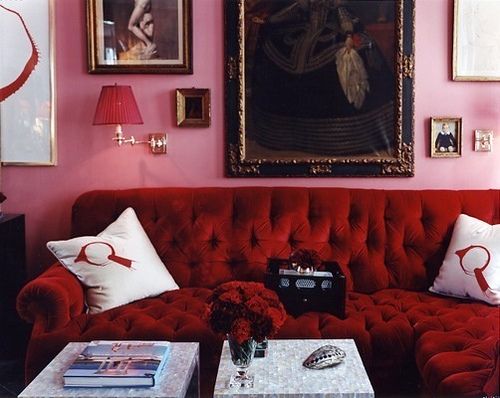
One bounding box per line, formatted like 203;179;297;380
63;341;170;387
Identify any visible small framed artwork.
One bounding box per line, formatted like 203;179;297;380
453;0;500;81
474;129;493;152
430;117;462;158
176;88;211;127
86;0;192;74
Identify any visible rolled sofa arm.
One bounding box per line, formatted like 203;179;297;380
17;263;85;333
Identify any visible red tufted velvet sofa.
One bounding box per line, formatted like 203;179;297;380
17;188;499;397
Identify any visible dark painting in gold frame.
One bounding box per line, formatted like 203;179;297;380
225;0;415;177
87;0;192;74
176;88;211;127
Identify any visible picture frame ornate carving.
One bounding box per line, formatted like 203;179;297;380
87;0;192;74
225;0;415;177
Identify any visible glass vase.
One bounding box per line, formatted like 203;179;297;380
227;334;257;388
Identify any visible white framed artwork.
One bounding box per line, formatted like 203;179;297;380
453;0;500;81
0;0;56;165
474;129;493;152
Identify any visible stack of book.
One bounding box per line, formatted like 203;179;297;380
63;340;170;388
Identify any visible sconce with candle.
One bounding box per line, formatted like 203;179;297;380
93;84;167;154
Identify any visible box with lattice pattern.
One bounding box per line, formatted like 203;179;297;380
265;259;346;318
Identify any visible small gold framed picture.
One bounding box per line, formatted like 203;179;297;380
176;88;211;127
474;129;493;152
430;117;462;158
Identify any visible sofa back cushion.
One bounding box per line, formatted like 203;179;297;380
71;188;500;293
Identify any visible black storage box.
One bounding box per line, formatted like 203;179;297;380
264;258;346;319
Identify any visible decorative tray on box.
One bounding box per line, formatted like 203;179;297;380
264;258;346;318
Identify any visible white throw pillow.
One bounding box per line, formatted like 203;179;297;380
47;207;179;313
430;214;500;305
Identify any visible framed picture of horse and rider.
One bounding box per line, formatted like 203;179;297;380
225;0;415;177
86;0;192;74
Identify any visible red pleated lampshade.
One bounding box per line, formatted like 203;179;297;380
93;85;144;125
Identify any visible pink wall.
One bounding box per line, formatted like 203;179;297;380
3;0;500;276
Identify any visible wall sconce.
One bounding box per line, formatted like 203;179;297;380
93;84;167;154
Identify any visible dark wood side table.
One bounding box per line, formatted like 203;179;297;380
0;214;28;359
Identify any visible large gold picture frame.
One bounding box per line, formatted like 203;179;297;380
87;0;192;74
225;0;415;177
0;0;56;166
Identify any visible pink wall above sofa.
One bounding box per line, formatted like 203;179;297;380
3;0;500;275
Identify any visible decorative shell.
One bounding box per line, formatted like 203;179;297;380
302;345;346;369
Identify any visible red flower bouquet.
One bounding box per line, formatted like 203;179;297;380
206;281;287;344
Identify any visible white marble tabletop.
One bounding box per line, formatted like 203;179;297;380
214;339;374;398
18;341;199;398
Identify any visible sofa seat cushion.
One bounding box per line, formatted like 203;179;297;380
417;330;498;397
24;287;223;396
401;289;498;395
58;288;220;351
23;288;498;397
276;289;499;395
279;290;496;359
414;306;499;396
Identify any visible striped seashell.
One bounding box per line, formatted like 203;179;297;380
302;345;346;369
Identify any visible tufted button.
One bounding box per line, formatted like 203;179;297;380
403;242;413;250
328;234;337;245
228;259;239;268
209;235;219;248
381;312;394;322
250;232;259;248
367;235;378;248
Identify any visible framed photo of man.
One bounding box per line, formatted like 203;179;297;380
225;0;415;177
430;117;462;158
86;0;192;74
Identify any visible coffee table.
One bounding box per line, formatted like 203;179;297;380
213;339;374;398
18;342;199;398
